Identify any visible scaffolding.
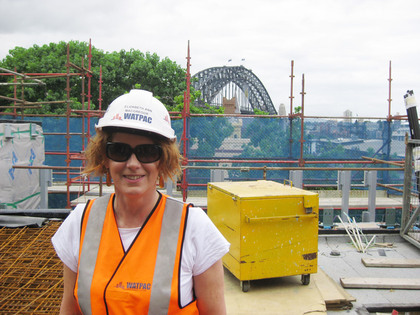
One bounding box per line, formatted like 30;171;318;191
401;137;420;249
0;41;416;314
0;42;410;208
0;40;101;208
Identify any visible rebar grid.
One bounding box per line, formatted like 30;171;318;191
0;221;63;314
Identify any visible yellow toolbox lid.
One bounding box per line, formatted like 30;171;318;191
208;180;317;199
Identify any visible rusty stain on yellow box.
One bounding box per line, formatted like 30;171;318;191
207;180;319;290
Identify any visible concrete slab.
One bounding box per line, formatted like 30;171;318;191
224;269;327;314
318;234;420;314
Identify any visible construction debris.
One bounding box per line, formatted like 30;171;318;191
338;213;376;253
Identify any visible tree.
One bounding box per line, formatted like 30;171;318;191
0;41;100;115
240;116;303;159
189;116;233;157
0;41;186;114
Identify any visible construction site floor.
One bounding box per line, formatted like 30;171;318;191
1;186;418;314
1;220;419;314
0;220;419;314
318;234;420;314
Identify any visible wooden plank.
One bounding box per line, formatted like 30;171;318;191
313;269;355;309
340;277;420;289
374;243;394;248
362;257;420;268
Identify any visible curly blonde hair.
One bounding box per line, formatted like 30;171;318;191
83;128;182;182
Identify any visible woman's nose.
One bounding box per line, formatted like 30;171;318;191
126;153;142;167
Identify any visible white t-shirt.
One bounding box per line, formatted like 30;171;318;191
51;198;230;306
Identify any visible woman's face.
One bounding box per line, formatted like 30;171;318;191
105;132;160;198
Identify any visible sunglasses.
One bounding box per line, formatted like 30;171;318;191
106;142;162;163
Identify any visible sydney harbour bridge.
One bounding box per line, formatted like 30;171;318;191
192;66;277;115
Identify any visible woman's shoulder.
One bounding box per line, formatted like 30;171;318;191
185;205;228;245
68;202;87;224
186;205;212;227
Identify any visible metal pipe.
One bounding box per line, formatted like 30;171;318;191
0;112;84;117
289;60;295;159
0;72;82;79
13;69;17;117
0;105;41;109
362;156;404;166
71;109;103;115
0;94;35;104
172;112;395;121
187;158;382;165
98;65;103;111
299;73;305;166
0;67;45;85
0;82;42;86
44;132;84;136
388;60;392;119
180;41;192;202
0;97;67;105
13;165;82;170
65;44;71;209
67;62;93;75
87;39;93;142
183;165;402;171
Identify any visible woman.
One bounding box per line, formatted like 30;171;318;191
52;90;230;314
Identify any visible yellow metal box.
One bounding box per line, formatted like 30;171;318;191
207;180;319;291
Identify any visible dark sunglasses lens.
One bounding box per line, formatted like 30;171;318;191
106;143;132;162
134;144;162;163
106;142;162;163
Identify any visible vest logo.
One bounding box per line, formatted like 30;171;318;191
115;281;151;291
115;282;125;289
124;113;152;124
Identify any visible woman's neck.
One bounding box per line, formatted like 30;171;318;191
112;190;160;228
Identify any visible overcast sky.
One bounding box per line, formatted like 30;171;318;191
1;0;419;118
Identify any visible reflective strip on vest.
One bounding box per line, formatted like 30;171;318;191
148;197;183;315
78;195;110;315
77;195;184;315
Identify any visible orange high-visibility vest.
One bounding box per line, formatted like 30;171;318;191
74;193;199;315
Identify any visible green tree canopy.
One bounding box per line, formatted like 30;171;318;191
240;117;303;159
0;41;187;115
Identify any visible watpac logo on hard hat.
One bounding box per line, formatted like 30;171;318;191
96;89;176;140
121;103;153;125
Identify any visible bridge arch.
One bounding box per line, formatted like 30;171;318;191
192;66;277;114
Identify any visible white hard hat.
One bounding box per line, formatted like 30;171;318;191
96;89;176;140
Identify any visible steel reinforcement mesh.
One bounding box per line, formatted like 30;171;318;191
0;221;63;314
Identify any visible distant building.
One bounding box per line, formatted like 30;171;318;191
223;97;239;114
344;109;353;122
278;103;287;116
